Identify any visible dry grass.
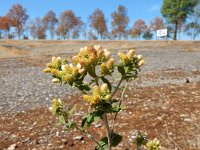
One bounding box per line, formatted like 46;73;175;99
0;40;199;58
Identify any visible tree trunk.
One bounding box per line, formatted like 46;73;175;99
173;21;178;40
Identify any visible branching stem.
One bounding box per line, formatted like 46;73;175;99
75;126;104;150
111;81;129;133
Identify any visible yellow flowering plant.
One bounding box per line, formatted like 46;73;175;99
43;45;145;150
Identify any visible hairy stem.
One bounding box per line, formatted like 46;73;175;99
76;126;104;150
111;81;129;132
111;74;125;98
102;113;112;150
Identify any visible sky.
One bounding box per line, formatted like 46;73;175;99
0;0;162;29
2;0;189;40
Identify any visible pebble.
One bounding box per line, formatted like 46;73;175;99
73;136;84;141
7;144;17;150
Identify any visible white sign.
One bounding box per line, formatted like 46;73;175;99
157;29;168;37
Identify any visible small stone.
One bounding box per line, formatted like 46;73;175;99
94;124;101;128
73;136;84;141
186;78;190;83
56;132;59;137
61;139;68;145
7;144;17;150
184;118;191;122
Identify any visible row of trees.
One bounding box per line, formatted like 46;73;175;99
0;1;199;40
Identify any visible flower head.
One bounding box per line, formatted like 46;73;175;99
138;59;145;66
127;49;135;59
146;138;161;150
101;83;110;93
52;78;61;83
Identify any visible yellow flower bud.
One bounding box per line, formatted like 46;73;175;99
72;67;79;76
84;46;88;50
52;57;56;62
42;68;51;73
69;63;74;68
57;99;62;104
104;49;111;59
104;94;111;101
65;74;73;82
80;47;85;52
72;56;79;64
61;65;66;71
78;68;86;74
106;58;114;69
101;83;109;93
83;94;90;102
97;49;104;59
76;63;82;69
118;52;129;62
52;78;60;83
51;69;57;75
94;45;101;51
46;63;54;68
138;59;145;66
93;85;100;96
100;63;110;75
91;95;100;105
137;55;143;60
127;49;135;59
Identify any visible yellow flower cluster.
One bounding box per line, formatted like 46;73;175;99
43;56;86;84
83;83;111;106
72;45;112;68
146;138;161;150
100;58;114;76
118;49;145;67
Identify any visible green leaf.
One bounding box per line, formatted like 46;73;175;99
111;133;122;147
78;84;91;92
95;137;108;150
59;115;66;125
68;122;76;129
87;113;94;124
101;77;112;91
94;116;101;123
111;104;121;113
94;133;122;149
81;118;87;129
68;105;76;116
117;65;125;75
87;65;96;77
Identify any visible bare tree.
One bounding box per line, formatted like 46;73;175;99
43;10;58;39
89;8;107;39
111;5;129;39
131;19;147;40
56;10;83;39
0;16;11;38
30;17;46;39
7;4;29;39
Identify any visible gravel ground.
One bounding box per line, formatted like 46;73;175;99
0;48;200;114
0;42;200;150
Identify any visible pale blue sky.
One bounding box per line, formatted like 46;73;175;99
0;0;163;31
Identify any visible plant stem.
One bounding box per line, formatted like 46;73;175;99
111;74;125;98
111;81;129;132
75;126;104;150
102;113;112;150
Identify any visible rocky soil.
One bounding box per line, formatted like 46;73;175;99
0;40;200;150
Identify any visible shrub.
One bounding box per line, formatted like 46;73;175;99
43;45;147;150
